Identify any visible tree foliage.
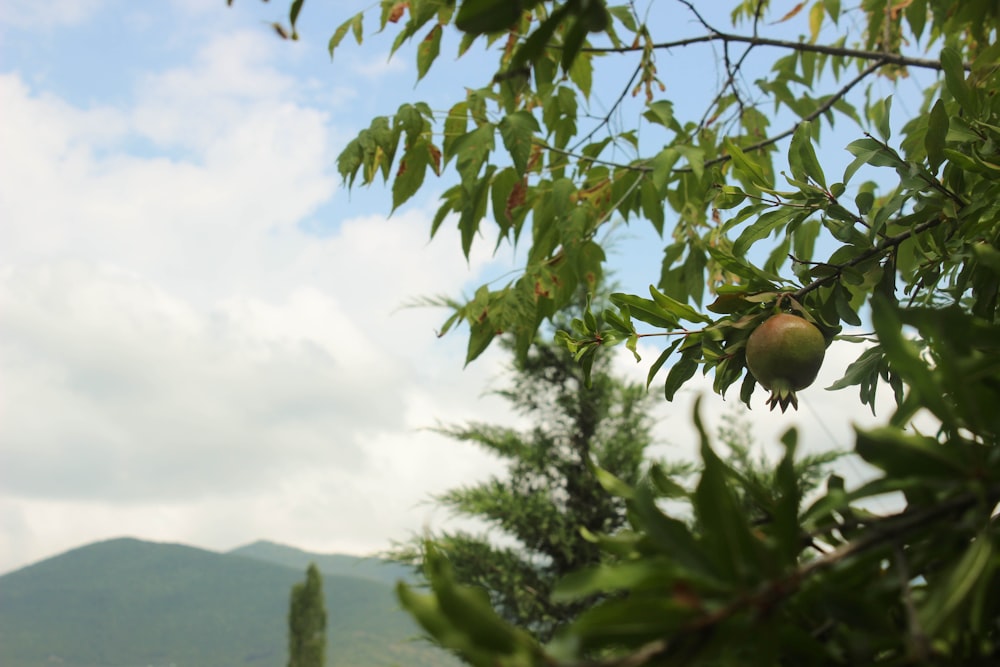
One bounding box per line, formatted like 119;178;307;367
287;563;326;667
231;0;1000;664
392;309;665;642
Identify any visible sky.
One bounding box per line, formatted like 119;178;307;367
0;1;924;575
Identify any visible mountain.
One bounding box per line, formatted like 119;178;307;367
0;537;453;667
228;540;413;585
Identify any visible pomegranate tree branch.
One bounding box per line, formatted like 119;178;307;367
564;483;1000;667
792;216;946;300
584;32;967;72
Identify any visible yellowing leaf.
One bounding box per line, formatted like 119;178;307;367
809;1;824;43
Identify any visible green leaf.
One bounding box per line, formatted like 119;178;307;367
833;283;862;326
692;398;765;580
392;136;432;210
510;5;571;72
566;596;696;651
455;0;523;35
607;4;637;32
646;338;681;389
649;285;711;323
639;179;665;235
771;428;802;565
498;111;540;176
662;352;698;401
870;95;892;141
553;560;671;602
396;583;453;648
941;46;974;113
458;167;494;258
925;99;949;172
289;0;305;31
724;138;770;188
589;462;635;500
416;24;442;81
609;293;679;329
560;17;589;71
328;13;361;58
630;485;714;577
871;296;955;426
643;100;675;129
350;11;363;43
855;426;972;480
918;531;995;636
451;124;495;187
568;48;593;98
466;318;497;365
788;121;827;188
855;190;874;215
675;144;705;181
443;101;469;164
714;185;746;209
733;208;794;257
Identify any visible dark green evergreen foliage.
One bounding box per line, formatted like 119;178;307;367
0;538;455;667
288;563;327;667
714;410;842;524
393;325;664;641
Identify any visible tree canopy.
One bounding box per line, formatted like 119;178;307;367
231;0;1000;664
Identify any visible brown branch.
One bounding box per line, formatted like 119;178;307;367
793;215;946;299
584;32;970;72
800;484;1000;578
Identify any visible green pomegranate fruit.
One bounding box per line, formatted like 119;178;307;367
745;313;826;412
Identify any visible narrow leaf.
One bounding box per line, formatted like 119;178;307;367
416;24;442;81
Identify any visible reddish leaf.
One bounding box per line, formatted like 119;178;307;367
387;2;407;23
773;2;804;24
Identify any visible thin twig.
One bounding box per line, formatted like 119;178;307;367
584;32;969;72
793;216;945;299
697;58;885;171
534;57;885;177
570;61;644;153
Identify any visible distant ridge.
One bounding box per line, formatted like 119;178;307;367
228;539;413;585
0;537;452;667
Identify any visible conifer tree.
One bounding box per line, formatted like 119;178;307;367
287;563;326;667
393;300;671;642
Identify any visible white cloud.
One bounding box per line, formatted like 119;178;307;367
351;51;409;78
0;5;918;578
0;24;518;574
0;0;105;29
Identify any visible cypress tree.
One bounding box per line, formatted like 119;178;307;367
287;563;326;667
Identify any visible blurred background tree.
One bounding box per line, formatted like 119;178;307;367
287;563;326;667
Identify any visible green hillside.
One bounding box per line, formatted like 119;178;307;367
0;537;454;667
228;540;413;585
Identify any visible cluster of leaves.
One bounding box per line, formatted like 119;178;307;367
254;0;997;410
227;0;1000;663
